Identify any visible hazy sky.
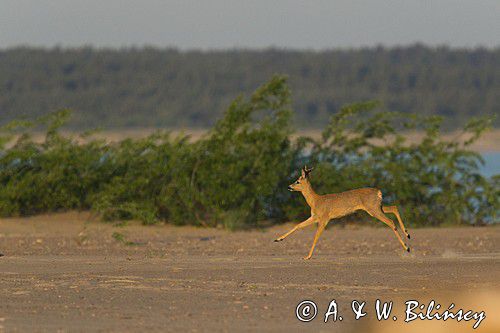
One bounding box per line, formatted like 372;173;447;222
1;0;499;49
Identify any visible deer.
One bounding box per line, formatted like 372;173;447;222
274;166;411;260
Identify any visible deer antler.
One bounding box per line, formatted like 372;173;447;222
303;165;314;178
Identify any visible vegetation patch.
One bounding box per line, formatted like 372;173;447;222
0;76;498;227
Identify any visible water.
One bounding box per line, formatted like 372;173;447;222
481;152;500;177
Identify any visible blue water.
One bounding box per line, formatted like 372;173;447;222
481;152;500;177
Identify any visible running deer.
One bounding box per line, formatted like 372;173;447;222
275;166;411;260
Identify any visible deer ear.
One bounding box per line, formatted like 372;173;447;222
301;167;306;178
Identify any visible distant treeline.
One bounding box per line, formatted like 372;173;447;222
0;45;499;129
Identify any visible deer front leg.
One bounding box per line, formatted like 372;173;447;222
304;222;326;260
274;217;315;242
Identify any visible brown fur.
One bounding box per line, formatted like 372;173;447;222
275;166;411;260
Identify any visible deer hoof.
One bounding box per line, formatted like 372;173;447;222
406;247;411;253
274;238;282;242
303;256;312;260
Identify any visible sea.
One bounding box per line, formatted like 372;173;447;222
481;152;500;177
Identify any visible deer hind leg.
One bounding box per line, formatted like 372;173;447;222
366;208;410;252
382;206;410;239
274;217;315;242
304;222;326;260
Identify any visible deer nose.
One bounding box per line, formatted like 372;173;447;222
288;185;293;191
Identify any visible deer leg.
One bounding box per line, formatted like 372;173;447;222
274;217;315;242
367;209;410;252
304;222;326;260
383;206;410;239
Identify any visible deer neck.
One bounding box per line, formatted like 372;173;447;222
301;182;318;208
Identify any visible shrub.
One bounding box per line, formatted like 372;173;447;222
295;102;498;226
0;76;497;227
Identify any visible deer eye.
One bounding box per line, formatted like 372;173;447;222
296;181;300;184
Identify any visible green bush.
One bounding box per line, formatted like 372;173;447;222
0;76;497;227
294;102;499;226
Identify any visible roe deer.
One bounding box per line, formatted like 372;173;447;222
274;166;411;260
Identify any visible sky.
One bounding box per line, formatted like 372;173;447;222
1;0;499;49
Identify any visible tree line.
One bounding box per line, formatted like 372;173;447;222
0;45;498;129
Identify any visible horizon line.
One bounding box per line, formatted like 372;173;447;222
2;42;500;53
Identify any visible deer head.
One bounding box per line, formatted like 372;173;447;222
288;166;314;192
